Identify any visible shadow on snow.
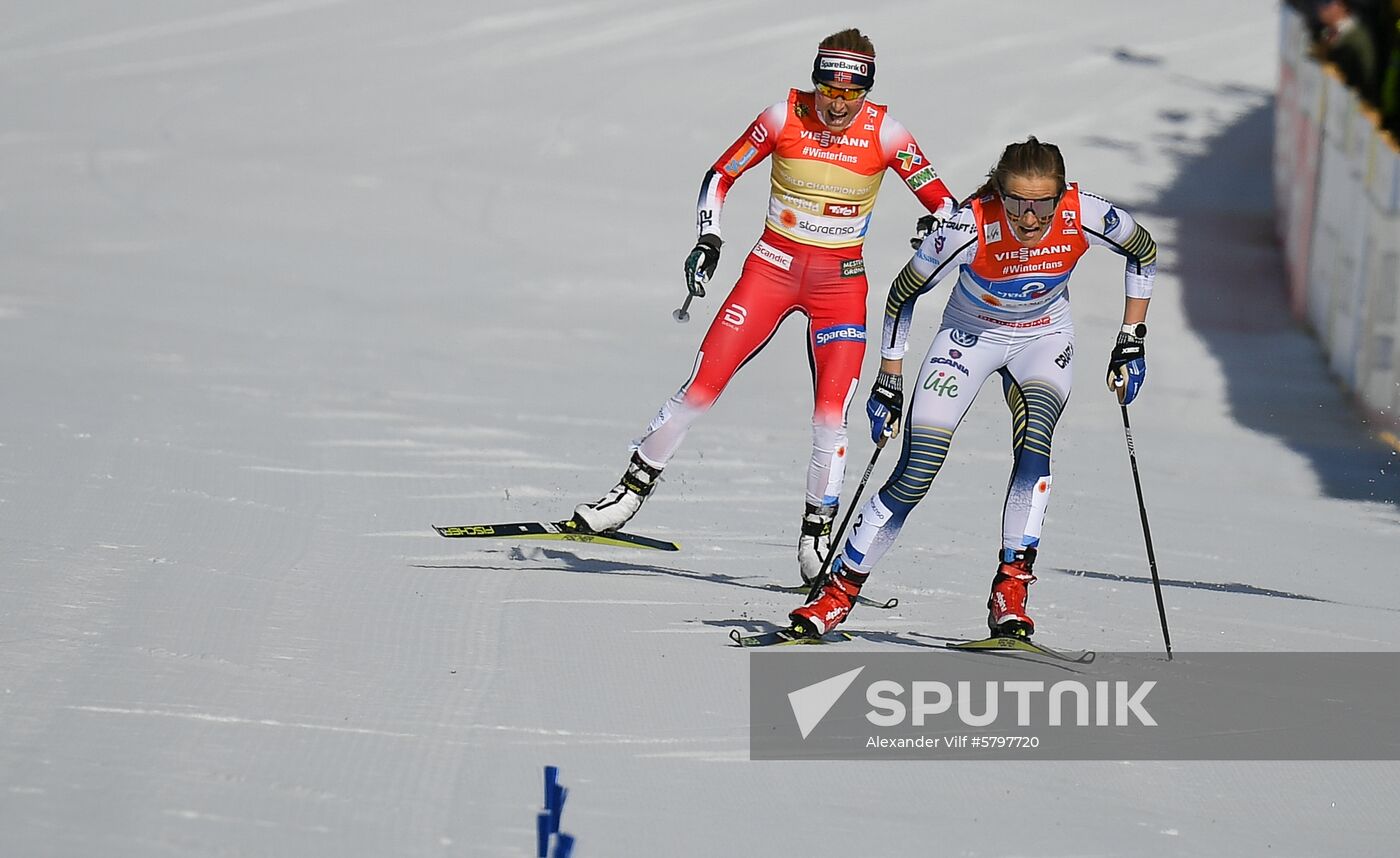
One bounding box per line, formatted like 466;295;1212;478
1086;84;1399;506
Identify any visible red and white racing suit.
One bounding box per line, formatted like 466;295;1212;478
635;89;954;507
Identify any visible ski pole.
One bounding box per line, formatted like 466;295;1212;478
672;294;694;323
1120;404;1173;660
809;433;888;595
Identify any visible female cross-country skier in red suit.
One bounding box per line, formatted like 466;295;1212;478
573;29;956;583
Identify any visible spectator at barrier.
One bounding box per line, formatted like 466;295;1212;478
1314;0;1379;100
1379;0;1400;130
1288;0;1326;36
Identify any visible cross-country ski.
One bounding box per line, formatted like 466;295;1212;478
433;520;680;552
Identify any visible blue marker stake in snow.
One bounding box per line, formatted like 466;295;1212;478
539;765;574;855
553;833;575;858
549;785;567;834
544;765;558;809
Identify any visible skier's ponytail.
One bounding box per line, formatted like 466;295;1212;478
969;136;1066;204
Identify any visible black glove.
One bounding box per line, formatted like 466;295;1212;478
909;214;938;250
1106;325;1148;405
865;370;904;442
683;234;723;298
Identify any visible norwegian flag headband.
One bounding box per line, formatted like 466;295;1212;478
812;48;875;90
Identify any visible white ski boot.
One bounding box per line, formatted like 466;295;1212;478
797;502;838;583
572;452;663;533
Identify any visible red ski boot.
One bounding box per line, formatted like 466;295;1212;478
790;563;865;637
987;547;1037;637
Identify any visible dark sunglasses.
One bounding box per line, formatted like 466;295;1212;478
1001;191;1060;220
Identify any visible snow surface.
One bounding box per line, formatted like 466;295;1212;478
2;1;1398;855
